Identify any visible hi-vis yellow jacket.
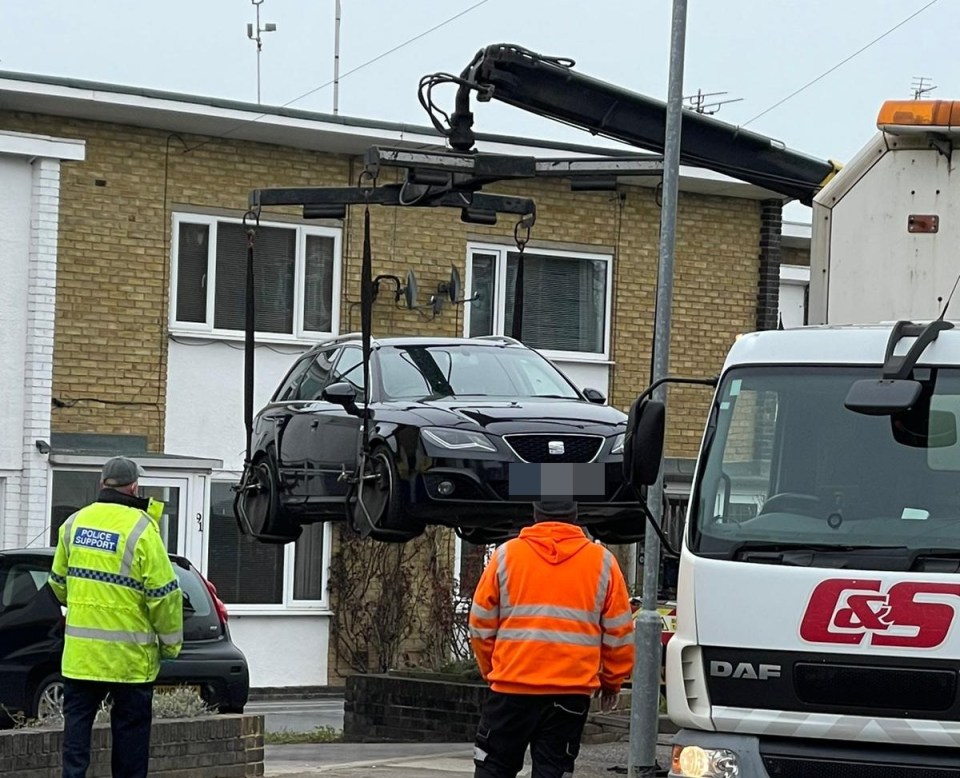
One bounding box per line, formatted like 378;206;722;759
49;492;183;683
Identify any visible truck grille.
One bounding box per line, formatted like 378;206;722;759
760;757;960;777
503;434;603;463
795;663;956;712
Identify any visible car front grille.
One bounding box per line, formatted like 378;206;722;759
503;434;603;463
760;756;960;777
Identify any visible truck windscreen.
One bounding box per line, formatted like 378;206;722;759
691;365;960;567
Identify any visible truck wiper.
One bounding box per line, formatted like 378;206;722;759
907;548;960;572
730;541;909;567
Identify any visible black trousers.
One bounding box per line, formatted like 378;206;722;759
62;679;154;778
474;691;591;778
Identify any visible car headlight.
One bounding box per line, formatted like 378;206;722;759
611;433;625;455
671;745;739;778
422;427;497;453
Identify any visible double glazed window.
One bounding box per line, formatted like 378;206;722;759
172;214;341;339
466;244;611;359
206;482;326;607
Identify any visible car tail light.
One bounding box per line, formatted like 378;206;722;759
202;577;229;625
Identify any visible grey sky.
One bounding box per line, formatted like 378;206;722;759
1;0;955;219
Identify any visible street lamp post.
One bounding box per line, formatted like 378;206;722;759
247;0;277;104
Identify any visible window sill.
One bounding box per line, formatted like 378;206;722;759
168;329;335;349
545;353;615;365
224;608;333;617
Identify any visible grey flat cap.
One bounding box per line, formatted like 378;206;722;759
101;456;145;487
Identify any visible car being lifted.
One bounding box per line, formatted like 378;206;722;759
235;334;642;544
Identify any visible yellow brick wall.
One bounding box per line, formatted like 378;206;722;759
1;111;762;460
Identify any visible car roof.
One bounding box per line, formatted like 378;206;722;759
306;334;527;354
0;547;191;566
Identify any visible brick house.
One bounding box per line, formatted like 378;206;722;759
0;71;810;689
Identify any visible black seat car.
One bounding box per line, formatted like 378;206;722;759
236;334;642;544
0;548;249;723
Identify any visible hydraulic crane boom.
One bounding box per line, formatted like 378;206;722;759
438;44;839;204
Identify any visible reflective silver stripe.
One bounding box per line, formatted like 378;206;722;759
496;545;510;608
469;627;497;639
594;550;613;614
65;625;156;645
62;510;82;553
497;628;601;646
601;611;634;630
470;602;498;620
158;630;183;646
120;515;151;577
507;604;596;624
602;632;635;648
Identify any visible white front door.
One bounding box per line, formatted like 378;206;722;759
138;474;206;564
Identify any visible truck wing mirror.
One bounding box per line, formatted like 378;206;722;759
623;397;665;487
844;379;922;415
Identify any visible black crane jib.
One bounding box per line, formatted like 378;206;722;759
447;44;840;205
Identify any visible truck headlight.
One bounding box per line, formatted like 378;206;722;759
422;428;497;453
611;433;625;455
671;745;739;778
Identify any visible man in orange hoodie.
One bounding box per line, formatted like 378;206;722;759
469;500;635;778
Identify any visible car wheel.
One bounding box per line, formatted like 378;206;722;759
32;674;64;721
352;445;424;542
235;454;301;543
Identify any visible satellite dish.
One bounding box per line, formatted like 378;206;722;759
404;270;419;310
448;265;461;303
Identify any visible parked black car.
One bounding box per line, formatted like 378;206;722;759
0;548;249;724
236;334;642;544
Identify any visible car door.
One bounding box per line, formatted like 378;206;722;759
276;347;341;507
0;556;63;714
308;346;366;505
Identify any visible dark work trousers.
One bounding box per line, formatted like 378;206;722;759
474;691;591;778
62;678;154;778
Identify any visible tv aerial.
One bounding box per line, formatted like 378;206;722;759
912;76;937;100
683;89;743;116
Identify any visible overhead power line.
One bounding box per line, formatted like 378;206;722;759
742;0;941;128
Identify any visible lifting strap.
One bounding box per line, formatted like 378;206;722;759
243;209;259;466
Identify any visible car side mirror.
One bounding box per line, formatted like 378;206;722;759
582;387;606;404
623;396;666;488
322;382;366;418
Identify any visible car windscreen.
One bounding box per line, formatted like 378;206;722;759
172;562;223;641
378;345;580;400
692;365;960;567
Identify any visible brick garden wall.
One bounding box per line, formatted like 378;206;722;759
0;714;264;778
344;673;486;743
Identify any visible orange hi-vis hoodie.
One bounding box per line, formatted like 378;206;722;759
469;522;635;696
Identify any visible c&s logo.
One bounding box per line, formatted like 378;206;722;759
800;578;960;649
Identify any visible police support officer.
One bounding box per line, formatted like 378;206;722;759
49;456;183;778
469;500;635;778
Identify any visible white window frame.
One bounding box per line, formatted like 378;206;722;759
206;478;332;615
170;213;342;344
463;242;613;362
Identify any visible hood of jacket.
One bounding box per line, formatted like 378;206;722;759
517;521;592;564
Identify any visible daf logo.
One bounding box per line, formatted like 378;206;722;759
548;441;565;456
709;661;781;681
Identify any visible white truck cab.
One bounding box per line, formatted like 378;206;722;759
663;100;960;777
